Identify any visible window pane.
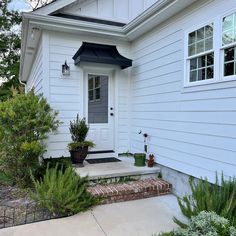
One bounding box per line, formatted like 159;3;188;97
205;37;213;51
223;14;234;32
188;44;196;56
198;69;205;81
224;62;234;76
223;30;234;45
196;41;204;54
197;27;204;41
206;67;214;79
190;71;197;82
189;53;214;82
188;23;213;56
89;90;94;101
190;58;197;70
189;32;196;45
224;47;235;62
205;24;213;38
222;13;236;46
88;78;94;90
207;53;214;66
95;76;100;88
95;88;100;100
198;55;206;68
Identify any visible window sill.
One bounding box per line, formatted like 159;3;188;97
182;77;236;93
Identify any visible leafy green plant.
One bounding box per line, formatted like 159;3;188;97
174;175;236;227
31;165;99;216
70;115;89;142
157;212;236;236
68;115;94;151
34;156;72;180
0;91;59;187
68;141;95;151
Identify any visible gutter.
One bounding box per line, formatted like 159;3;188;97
22;13;126;39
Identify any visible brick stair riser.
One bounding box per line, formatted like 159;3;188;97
87;178;172;204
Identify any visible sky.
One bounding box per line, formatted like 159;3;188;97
8;0;31;12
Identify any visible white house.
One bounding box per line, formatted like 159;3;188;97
20;0;236;186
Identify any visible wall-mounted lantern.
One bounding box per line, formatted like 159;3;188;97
62;61;70;76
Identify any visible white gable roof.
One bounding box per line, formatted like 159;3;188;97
34;0;159;24
33;0;78;15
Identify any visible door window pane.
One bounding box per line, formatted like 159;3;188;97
88;75;108;124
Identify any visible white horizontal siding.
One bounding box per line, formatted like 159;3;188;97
26;41;43;95
130;0;236;182
45;31;131;157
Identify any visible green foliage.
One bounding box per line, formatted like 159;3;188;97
156;232;174;236
68;115;94;151
174;175;236;227
157;212;236;236
68;141;95;151
0;0;23;101
173;211;236;236
0;91;59;187
31;165;99;216
35;157;72;180
69;115;89;142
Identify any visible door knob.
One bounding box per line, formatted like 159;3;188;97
110;113;114;116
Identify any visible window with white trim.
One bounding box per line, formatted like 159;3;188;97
187;23;214;83
222;12;236;77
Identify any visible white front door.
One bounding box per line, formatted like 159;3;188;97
86;73;114;152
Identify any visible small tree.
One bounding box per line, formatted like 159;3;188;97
0;91;59;187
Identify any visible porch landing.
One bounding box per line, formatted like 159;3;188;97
75;156;160;180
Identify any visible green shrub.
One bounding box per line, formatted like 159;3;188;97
174;211;236;236
31;165;99;216
157;212;236;236
174;175;236;227
0;91;59;187
34;157;72;180
69;115;89;143
68;115;94;151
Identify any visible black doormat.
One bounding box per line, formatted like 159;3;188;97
86;157;121;164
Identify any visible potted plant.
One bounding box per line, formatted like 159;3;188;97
68;115;95;166
133;153;146;167
147;154;155;167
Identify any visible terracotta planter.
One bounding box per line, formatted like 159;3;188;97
70;146;88;166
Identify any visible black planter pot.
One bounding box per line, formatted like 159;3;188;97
70;146;89;167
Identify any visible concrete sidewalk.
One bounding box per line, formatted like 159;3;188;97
0;195;185;236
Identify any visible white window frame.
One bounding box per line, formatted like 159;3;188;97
220;9;236;81
184;20;218;88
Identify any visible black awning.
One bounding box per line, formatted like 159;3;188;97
72;42;132;69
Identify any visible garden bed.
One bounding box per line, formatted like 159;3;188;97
0;184;54;229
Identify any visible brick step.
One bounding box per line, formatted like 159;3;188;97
87;178;172;204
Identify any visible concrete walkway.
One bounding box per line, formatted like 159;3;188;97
0;195;185;236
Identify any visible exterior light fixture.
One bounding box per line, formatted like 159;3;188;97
31;27;40;40
62;61;70;76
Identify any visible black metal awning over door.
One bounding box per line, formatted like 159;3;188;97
72;42;132;69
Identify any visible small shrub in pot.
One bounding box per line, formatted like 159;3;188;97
68;115;95;166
